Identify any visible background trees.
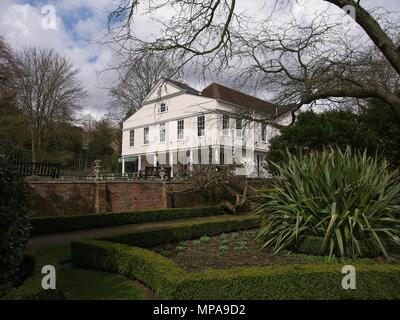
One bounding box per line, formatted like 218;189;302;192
13;47;87;162
0;37;121;173
266;101;400;170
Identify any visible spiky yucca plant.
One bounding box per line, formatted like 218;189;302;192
256;147;400;258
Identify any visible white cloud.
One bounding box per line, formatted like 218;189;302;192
0;0;117;118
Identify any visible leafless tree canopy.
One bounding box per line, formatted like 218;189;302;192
13;47;87;161
108;0;400;122
109;54;176;122
0;36;17;109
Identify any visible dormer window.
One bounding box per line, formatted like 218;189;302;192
158;102;168;113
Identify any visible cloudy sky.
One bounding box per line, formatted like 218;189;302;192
0;0;399;118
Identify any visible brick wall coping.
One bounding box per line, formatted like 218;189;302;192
27;180;188;185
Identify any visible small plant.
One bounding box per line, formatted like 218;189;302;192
175;245;186;252
191;240;202;246
200;236;211;243
219;245;229;252
220;239;230;246
179;241;188;247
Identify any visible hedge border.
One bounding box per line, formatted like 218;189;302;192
31;206;227;235
2;252;60;300
100;215;259;247
71;216;400;300
71;239;400;300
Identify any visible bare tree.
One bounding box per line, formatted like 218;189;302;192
172;164;251;214
109;54;176;122
0;36;17;111
235;16;400;125
107;0;400;122
13;47;87;161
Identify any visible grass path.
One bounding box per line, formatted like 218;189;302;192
59;267;148;300
29;214;246;248
29;245;152;300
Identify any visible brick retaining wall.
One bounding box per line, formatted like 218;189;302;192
28;179;272;216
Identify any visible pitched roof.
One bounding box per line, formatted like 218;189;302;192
164;78;200;96
201;82;278;116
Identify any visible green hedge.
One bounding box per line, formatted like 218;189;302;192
31;206;227;235
295;236;383;258
71;239;400;300
2;252;60;300
100;215;259;247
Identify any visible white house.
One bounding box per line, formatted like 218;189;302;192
121;79;291;177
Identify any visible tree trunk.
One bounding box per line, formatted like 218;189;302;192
30;127;36;162
324;0;400;75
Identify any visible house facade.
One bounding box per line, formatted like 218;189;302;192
121;79;290;178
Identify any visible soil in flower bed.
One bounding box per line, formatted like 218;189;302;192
150;229;327;272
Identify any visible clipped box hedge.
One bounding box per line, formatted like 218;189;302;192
295;236;383;258
71;239;400;300
31;206;227;235
71;216;400;299
101;215;259;247
2;252;59;300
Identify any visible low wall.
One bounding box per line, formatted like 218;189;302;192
28;179;273;216
29;181;170;216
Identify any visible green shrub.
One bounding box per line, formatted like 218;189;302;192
0;158;31;296
2;252;59;300
71;239;400;300
266;104;400;171
31;206;227;235
101;215;259;247
256;147;400;258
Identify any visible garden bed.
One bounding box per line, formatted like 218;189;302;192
151;229;327;272
151;230;400;272
71;216;400;300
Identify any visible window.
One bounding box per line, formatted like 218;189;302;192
197;115;205;137
236;118;242;137
143;127;149;144
222;114;229;135
177;120;184;140
158;103;168;113
261;123;267;142
159;123;165;142
220;145;225;165
129;130;135;147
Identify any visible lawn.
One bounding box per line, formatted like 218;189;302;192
28;245;152;300
59;267;149;300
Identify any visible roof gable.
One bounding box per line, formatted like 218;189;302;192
142;78;199;104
